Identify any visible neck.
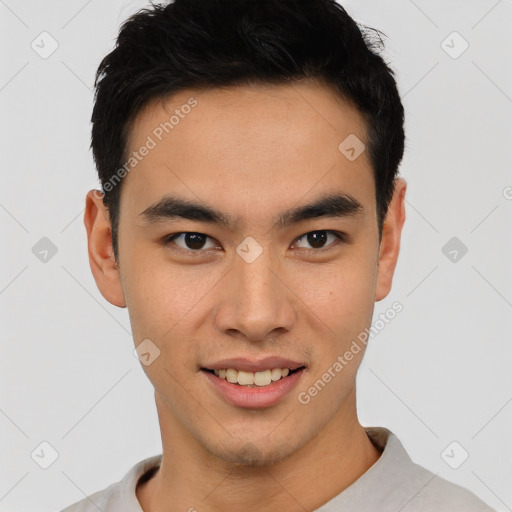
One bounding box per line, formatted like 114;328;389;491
137;389;382;512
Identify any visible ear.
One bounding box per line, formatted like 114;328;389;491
84;189;126;307
375;177;407;302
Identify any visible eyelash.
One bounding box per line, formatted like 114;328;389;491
162;230;346;255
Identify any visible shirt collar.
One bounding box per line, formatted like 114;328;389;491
121;426;402;511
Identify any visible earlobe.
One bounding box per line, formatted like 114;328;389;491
375;178;407;302
84;189;127;308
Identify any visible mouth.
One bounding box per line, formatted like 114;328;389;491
201;366;306;387
200;358;307;408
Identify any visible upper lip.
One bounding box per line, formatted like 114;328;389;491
202;357;306;373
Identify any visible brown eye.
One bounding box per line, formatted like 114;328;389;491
294;230;344;251
165;232;216;251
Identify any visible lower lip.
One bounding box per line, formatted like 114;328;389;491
202;369;305;409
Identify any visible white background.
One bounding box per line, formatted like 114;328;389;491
1;1;511;511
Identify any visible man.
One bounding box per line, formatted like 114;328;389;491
61;0;495;510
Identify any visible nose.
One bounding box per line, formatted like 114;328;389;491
214;248;297;343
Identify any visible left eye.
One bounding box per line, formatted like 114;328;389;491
294;230;344;251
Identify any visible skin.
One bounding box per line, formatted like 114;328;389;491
84;78;406;511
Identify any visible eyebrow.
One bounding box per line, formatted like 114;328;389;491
139;192;364;230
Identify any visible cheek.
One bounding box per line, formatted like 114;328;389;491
121;247;218;343
292;254;377;338
293;260;377;414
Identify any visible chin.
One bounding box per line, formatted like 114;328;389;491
206;437;300;468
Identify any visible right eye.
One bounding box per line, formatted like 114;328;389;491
163;232;218;252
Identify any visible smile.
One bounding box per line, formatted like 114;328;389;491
204;367;305;387
201;365;306;409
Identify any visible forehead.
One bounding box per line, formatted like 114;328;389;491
121;79;375;226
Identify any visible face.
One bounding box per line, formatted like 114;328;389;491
85;79;406;466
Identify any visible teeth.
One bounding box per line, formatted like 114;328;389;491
211;367;295;387
226;368;238;383
237;370;254;385
254;370;272;386
271;368;282;381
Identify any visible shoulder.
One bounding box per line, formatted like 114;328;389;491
405;463;496;512
378;431;495;512
331;427;497;512
57;454;162;512
58;481;122;512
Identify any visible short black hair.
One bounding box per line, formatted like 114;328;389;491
91;0;405;262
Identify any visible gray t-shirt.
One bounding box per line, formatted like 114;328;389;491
59;427;495;512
